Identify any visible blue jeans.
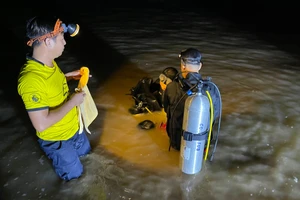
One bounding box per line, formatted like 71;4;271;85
38;131;91;181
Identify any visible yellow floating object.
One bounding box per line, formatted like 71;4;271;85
76;66;98;134
77;66;90;90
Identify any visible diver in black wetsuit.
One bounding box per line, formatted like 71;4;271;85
163;48;221;151
128;67;178;115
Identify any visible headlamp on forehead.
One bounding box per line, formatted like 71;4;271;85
27;19;80;47
62;23;80;37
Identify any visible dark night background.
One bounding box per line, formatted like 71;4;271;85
3;0;300;58
1;0;299;127
1;0;299;115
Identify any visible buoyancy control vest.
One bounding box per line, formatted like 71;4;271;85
128;77;162;114
166;72;221;150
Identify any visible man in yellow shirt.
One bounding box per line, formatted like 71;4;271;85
17;16;91;181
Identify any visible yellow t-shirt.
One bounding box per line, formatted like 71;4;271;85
17;58;79;141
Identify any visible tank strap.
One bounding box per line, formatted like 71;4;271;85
183;131;207;141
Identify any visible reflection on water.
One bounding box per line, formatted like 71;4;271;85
97;10;299;200
94;63;180;172
2;8;300;200
81;9;300;200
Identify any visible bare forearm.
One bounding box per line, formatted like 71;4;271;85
28;92;85;132
29;100;76;132
46;100;77;127
65;70;81;81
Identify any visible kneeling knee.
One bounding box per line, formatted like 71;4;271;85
55;157;84;181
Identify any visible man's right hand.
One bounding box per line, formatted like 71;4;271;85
71;91;86;106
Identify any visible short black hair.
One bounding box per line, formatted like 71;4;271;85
179;48;201;65
26;16;57;46
162;67;178;81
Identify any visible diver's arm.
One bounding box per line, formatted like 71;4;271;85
163;87;170;113
28;91;85;132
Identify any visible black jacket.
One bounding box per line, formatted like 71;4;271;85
163;76;188;150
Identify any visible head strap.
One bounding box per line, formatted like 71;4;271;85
27;19;64;47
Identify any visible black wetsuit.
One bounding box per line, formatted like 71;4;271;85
129;77;162;114
163;75;191;150
163;72;220;151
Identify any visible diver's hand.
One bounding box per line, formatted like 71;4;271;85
70;91;86;106
159;81;167;91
